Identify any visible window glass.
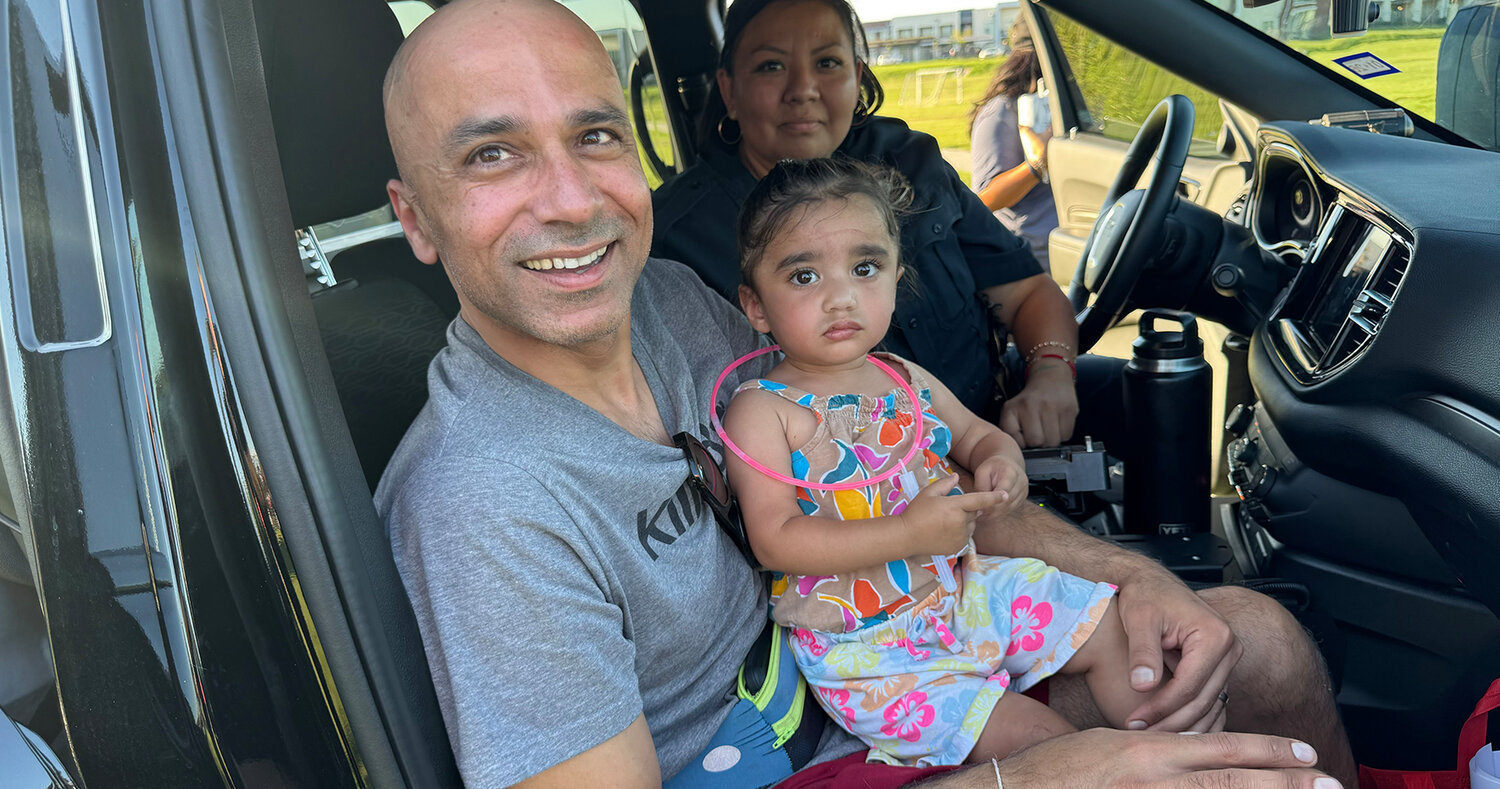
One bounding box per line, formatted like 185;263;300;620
1048;8;1229;158
388;1;433;35
1194;0;1498;151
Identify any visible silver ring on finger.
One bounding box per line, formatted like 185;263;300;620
1217;689;1230;704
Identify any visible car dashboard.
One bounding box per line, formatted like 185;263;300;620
1248;123;1500;395
1232;118;1500;631
1252;144;1412;384
1223;122;1500;758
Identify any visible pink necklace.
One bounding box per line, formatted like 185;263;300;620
710;344;925;490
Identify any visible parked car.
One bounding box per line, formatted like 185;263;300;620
874;50;905;65
978;45;1009;58
3;0;1500;785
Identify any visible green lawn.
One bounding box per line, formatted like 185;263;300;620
1292;27;1444;120
871;57;995;152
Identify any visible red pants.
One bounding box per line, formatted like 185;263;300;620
775;680;1049;787
773;751;959;789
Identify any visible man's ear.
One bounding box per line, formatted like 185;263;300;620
739;284;772;334
716;68;737;120
387;179;440;265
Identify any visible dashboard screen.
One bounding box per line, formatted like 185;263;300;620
1307;223;1392;349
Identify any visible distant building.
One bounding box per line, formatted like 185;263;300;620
864;1;1021;63
1208;0;1470;36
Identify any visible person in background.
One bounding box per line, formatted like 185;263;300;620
970;19;1058;273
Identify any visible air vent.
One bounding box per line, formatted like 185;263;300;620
1322;232;1410;372
1269;200;1414;382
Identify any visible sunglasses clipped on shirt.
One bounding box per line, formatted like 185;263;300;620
672;431;758;567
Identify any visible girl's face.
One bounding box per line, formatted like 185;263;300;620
739;195;900;372
717;0;862;179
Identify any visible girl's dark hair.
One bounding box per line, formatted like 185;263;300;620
737;157;913;286
967;32;1040;137
698;0;885;154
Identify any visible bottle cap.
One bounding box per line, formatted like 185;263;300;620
1132;309;1204;361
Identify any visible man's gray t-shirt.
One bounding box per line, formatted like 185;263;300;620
377;258;858;784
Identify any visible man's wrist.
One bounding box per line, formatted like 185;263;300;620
1109;550;1177;589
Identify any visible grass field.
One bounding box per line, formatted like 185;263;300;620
869;57;996;152
1293;27;1445;119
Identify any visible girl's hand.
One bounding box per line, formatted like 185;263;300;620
972;455;1028;512
900;477;1007;555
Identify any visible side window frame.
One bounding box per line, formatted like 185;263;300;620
1026;4;1098;138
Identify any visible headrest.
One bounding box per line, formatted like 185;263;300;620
257;0;405;227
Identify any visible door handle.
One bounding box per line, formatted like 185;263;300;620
1177;176;1202;202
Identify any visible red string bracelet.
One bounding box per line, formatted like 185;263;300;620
1026;352;1076;380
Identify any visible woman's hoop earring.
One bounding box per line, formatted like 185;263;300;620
851;95;872;127
717;115;742;145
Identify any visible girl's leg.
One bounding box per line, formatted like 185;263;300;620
967;688;1076;763
1057;598;1166;730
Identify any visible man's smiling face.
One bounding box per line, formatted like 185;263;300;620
385;0;653;353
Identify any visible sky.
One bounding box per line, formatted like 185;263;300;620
848;0;995;23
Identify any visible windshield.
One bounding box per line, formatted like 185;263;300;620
1201;0;1499;151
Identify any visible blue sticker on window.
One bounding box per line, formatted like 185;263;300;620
1333;52;1400;79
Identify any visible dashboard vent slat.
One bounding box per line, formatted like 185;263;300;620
1322;232;1410;371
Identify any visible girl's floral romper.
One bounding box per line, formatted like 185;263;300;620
735;354;1116;767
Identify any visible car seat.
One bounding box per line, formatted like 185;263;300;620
249;0;461;784
256;0;459;492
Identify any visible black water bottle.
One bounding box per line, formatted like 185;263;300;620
1123;310;1211;535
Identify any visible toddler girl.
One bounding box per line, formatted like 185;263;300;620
718;158;1174;768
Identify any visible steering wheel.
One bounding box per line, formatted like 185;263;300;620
1068;95;1196;351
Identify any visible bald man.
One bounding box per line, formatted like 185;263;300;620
374;1;1348;787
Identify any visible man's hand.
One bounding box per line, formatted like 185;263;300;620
988;729;1340;789
970;455;1027;513
1116;571;1243;733
998;362;1078;448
